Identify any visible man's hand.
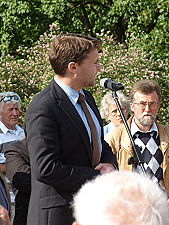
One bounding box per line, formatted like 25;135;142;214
94;163;115;175
0;205;10;225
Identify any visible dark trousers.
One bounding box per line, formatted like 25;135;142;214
40;205;74;225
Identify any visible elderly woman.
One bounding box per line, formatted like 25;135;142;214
100;91;130;135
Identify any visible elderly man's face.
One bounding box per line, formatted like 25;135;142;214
130;91;160;130
0;102;20;130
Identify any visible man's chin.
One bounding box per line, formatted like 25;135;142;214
139;116;155;127
87;81;95;87
10;120;18;126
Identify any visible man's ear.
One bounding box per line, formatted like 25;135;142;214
72;221;80;225
68;62;77;73
130;103;134;113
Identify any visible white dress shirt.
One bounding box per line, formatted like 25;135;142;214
0;121;25;163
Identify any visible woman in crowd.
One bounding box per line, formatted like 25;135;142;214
100;91;130;135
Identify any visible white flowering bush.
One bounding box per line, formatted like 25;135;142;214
0;26;168;125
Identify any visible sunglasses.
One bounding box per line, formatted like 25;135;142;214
0;95;19;103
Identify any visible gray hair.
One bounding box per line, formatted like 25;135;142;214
0;92;21;112
129;79;161;102
100;91;130;122
73;171;169;225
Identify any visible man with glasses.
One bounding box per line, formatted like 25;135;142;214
105;79;169;196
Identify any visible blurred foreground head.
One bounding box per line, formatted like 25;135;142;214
72;171;169;225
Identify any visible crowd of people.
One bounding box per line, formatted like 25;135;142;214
0;33;168;225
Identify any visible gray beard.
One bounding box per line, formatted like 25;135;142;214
138;115;156;127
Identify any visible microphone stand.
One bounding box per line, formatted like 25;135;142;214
111;90;146;174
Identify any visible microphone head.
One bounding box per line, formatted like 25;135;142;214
100;78;109;88
100;78;124;91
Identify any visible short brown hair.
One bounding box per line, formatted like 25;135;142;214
129;80;161;102
49;34;101;76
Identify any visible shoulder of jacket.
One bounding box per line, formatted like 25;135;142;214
157;122;169;132
83;89;93;98
105;125;123;141
156;123;169;142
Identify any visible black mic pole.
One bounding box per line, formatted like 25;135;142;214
111;89;146;174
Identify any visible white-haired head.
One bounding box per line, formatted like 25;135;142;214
100;91;130;123
72;171;169;225
0;91;21;112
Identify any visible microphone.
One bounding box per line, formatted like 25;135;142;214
100;78;124;91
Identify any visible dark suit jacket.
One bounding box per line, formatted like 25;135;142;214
25;79;118;225
4;139;30;225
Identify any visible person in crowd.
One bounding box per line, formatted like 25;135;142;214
0;205;10;225
72;170;169;225
0;91;25;173
0;173;10;218
4;138;30;225
25;34;118;225
0;91;25;220
105;80;169;195
100;91;130;135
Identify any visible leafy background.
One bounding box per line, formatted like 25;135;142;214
0;0;168;125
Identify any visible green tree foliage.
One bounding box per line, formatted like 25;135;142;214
1;0;168;62
0;0;53;55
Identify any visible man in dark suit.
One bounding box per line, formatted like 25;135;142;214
4;138;30;225
25;34;118;225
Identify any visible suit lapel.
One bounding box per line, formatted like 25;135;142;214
50;80;92;162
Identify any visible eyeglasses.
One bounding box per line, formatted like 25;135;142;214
0;95;19;103
110;108;126;115
133;101;158;110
